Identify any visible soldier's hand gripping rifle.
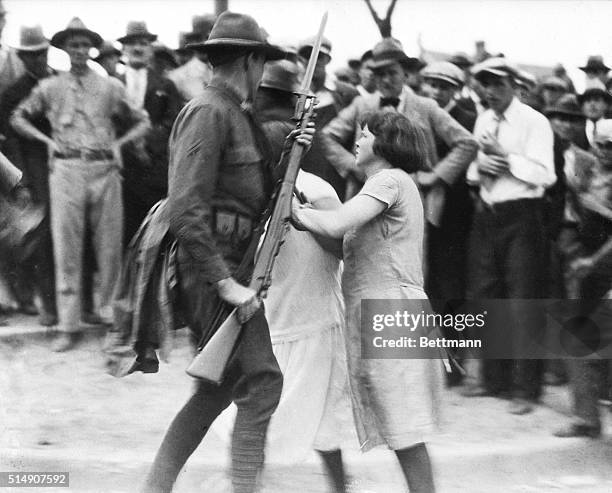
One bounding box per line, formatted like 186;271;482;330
186;13;328;384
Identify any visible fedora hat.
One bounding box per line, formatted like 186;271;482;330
544;94;584;119
260;59;300;93
13;25;49;52
370;38;421;71
577;83;612;106
448;52;473;69
183;14;217;45
188;11;285;61
421;61;465;87
542;76;569;92
94;40;121;62
51;17;103;49
118;21;157;44
579;55;610;73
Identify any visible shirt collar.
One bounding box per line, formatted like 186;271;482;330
208;79;250;110
494;96;520;125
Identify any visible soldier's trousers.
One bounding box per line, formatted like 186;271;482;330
142;307;283;493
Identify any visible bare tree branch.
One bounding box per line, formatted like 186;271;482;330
385;0;398;19
363;0;397;38
363;0;382;24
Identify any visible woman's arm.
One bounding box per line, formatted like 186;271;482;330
293;193;387;239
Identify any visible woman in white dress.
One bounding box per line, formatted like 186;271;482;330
293;111;443;493
211;169;352;465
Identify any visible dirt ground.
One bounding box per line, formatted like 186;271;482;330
1;322;612;492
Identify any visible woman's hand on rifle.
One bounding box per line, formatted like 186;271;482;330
286;121;316;152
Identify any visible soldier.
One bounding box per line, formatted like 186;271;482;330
141;13;312;493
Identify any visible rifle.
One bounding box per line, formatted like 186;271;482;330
186;13;328;384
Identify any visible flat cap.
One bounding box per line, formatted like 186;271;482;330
472;56;520;81
421;61;465;87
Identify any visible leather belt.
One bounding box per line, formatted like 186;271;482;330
54;149;114;161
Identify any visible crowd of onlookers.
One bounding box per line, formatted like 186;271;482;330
0;1;610;438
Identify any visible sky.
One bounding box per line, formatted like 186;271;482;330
3;0;611;91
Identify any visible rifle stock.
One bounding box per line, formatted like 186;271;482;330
186;308;242;383
186;12;328;384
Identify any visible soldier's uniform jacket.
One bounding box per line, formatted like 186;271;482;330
166;81;282;287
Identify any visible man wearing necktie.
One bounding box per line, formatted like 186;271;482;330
117;21;182;244
465;58;556;415
322;38;478;220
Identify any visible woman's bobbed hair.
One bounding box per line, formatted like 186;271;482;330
360;111;429;173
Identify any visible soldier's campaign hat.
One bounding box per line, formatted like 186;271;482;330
187;12;285;61
13;25;49;52
370;38;421;71
543;94;584;119
421;61;465;87
260;59;301;93
51;17;103;49
117;21;158;44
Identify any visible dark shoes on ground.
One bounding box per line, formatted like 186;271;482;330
554;421;601;439
18;303;39;316
128;346;159;374
52;332;82;352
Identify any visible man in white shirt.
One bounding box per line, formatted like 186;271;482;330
465;58;556;415
578;83;611;149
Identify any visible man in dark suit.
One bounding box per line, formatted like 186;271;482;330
421;61;477;385
296;35;359;201
117;21;182;244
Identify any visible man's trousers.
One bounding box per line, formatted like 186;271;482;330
142;251;283;493
48;158;123;333
467;198;546;399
